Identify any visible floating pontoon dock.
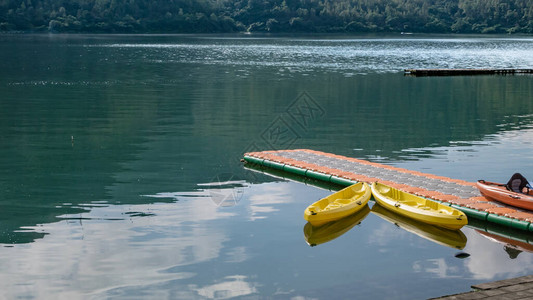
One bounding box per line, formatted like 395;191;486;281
404;68;533;76
242;149;533;232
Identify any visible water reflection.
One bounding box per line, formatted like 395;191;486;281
0;188;246;298
371;204;467;250
195;275;258;299
476;231;533;258
467;218;533;259
461;231;533;280
246;182;298;221
303;205;370;246
197;175;248;207
413;258;463;279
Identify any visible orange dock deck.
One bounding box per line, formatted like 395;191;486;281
243;149;533;232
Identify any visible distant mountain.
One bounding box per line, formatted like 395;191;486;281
1;0;532;33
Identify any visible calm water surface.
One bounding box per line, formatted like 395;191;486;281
1;34;533;299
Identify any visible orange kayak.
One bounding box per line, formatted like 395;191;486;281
476;180;533;211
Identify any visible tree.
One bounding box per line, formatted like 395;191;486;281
1;0;532;33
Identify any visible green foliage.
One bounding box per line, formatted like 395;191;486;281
0;0;532;33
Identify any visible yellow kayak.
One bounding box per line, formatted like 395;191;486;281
371;182;467;230
304;182;371;226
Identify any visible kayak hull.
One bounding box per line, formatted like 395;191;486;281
477;180;533;211
304;182;371;226
371;182;467;230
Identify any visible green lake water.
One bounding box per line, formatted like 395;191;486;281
1;34;533;299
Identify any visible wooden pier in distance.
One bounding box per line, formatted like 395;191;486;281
404;68;533;76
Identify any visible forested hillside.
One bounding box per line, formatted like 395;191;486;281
1;0;532;33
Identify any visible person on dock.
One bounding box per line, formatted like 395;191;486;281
506;173;532;194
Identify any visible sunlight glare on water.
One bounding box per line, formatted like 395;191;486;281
101;36;533;75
